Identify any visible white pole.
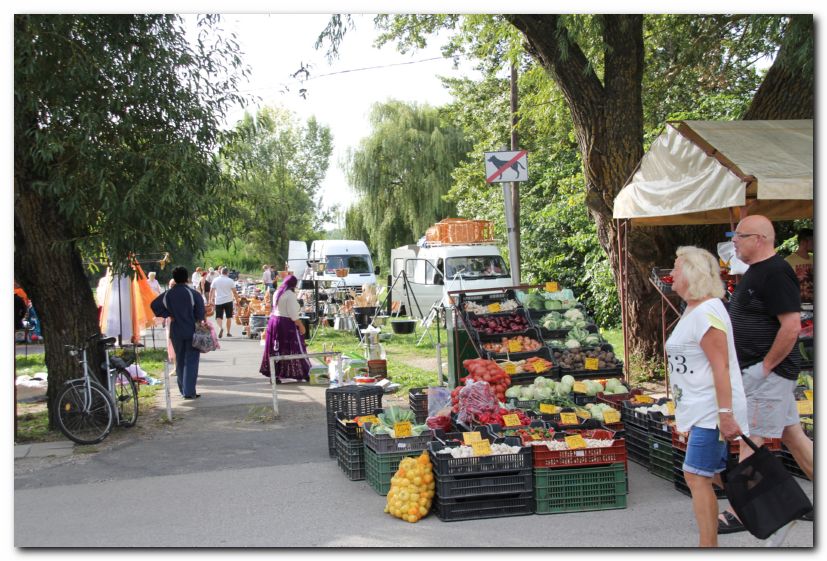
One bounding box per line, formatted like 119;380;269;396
270;356;279;418
163;359;173;422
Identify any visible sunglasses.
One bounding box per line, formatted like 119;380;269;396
726;231;765;240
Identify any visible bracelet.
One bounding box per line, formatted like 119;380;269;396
718;408;733;414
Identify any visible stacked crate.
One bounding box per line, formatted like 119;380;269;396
363;425;432;496
620;400;650;468
530;428;628;514
325;385;383;457
428;432;534;522
334;411;377;481
409;387;429;424
647;411;675;482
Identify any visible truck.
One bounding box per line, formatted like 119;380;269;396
390;241;512;318
305;239;378;291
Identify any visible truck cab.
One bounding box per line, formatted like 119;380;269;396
307;239;377;291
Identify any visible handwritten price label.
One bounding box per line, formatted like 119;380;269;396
487;303;501;313
503;363;517;375
393;421;412;438
797;400;813;415
573;382;588;393
575;409;591;420
507;340;522;353
559;412;579;425
584;358;600;370
603;409;621;424
358;415;380;427
667;401;676;415
463;432;482;444
502;414;521;427
545;282;560;293
540;403;561;414
471;440;492;456
565;434;587;449
633;395;655;404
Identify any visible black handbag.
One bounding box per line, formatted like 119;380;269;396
724;435;812;539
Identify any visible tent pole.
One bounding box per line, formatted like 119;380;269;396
616;220;631;384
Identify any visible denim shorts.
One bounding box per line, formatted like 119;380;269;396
683;426;729;478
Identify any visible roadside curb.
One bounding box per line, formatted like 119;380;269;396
14;441;74;459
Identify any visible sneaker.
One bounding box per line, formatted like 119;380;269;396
218;328;223;338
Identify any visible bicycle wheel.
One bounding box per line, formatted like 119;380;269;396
55;380;115;445
113;369;139;427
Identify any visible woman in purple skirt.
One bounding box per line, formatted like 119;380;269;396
258;275;310;383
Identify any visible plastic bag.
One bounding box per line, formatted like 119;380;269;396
192;322;219;353
456;379;499;425
427;387;452;418
718;241;749;275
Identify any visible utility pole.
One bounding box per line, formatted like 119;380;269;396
509;62;521;284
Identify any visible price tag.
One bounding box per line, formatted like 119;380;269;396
603;409;621;424
540;403;561;414
487;303;501;313
545;281;559;293
797;400;813;415
573;382;587;393
804;390;813;401
633;395;655;404
462;432;482;444
565;434;587;449
471;440;492;456
503;363;517;375
584;358;600;371
502;414;521;427
666;401;676;416
393;421;412;438
507;340;522;353
559;412;579;425
575;409;591;420
358;415;380;427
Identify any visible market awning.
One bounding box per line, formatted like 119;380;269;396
613;120;813;226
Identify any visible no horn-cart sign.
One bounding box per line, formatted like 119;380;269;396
484;150;529;183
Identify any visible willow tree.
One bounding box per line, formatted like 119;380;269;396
345;100;471;267
14;14;247;424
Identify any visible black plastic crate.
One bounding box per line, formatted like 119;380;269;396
620;402;650;434
334;409;383;442
326;386;383;457
648;435;674;482
647;411;675;442
363;423;433;454
335;432;365;481
429;437;531;477
651;267;674;294
408;387;429;423
482;344;553;364
778;446;808;479
434;492;535;522
559;363;624;380
672;449;727;499
508;366;561;387
456;289;519;313
625;430;650;468
466;308;534;338
435;469;533;500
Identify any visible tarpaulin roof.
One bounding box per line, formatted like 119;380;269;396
613;120;813;226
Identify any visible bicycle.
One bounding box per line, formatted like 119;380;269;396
100;338;139;428
54;334;116;445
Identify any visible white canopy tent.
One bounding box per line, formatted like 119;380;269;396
613;119;813;226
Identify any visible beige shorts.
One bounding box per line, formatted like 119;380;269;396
741;362;798;439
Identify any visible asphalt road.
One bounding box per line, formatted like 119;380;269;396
13;331;815;548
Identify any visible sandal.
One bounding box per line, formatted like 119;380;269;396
717;511;746;534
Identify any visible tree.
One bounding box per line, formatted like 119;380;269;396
344;100;471;268
14;14;248;425
218;107;333;265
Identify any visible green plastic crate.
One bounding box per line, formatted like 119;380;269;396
648;436;674;482
534;463;627;514
364;445;421;496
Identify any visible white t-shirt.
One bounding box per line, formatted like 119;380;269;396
665;298;749;433
275;290;301;321
192;271;201;285
210;275;236;305
263;269;273;284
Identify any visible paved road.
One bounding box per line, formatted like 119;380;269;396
14;332;815;548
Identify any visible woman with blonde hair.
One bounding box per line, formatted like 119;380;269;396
666;246;748;547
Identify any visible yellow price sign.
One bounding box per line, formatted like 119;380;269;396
575;409;591;420
584;358;600;371
358;415;379;426
502;414;522;427
393;421;412;438
666;401;676;416
487;303;501;313
797;400;813;415
503;363;517;375
545;281;559;293
463;432;482;444
603;409;621;424
633;395;655;404
559;412;579;425
540;403;561;414
471;439;492;456
565;434;587;449
804;390;813;401
507;340;522;353
573;382;588;393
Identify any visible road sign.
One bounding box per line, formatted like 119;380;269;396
484;150;528;183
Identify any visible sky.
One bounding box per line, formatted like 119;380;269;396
208;13;479;227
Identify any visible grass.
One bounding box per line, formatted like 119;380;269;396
14;349;168;444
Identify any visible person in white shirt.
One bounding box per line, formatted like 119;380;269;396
258;274;310;383
209;267;239;338
666;245;747;547
191;267;203;286
147;271;162;296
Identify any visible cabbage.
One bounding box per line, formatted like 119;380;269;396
563;308;585;321
520;386;536;400
565;339;581;349
505;386;522;399
561;375;575;386
585;381;602;396
534;376;550;388
536;387;553;400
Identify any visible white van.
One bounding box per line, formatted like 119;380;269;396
390;242;512;318
307;239;377;290
286;240;308;280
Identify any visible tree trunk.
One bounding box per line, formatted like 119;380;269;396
14;183;104;429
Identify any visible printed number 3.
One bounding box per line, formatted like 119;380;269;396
668;354;687;375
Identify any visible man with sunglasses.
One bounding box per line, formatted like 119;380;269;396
717;215;813;534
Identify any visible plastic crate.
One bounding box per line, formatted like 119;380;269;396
651;267;674;294
364;445;422;496
508;366;561;387
457;289;519;313
648;435;674;482
363;423;433;454
596;387;643;410
428;437;531;477
326;385;383;456
335;432;365;481
435;469;533;500
466;309;534;339
559;363;624;380
778;446;808;479
434;492;535;522
672;448;728;499
334;410;383;442
408;387;429;423
626;438;650;468
530;430;626;469
534;463;627;514
477;328;545;357
647;411;675;442
620;400;651;433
